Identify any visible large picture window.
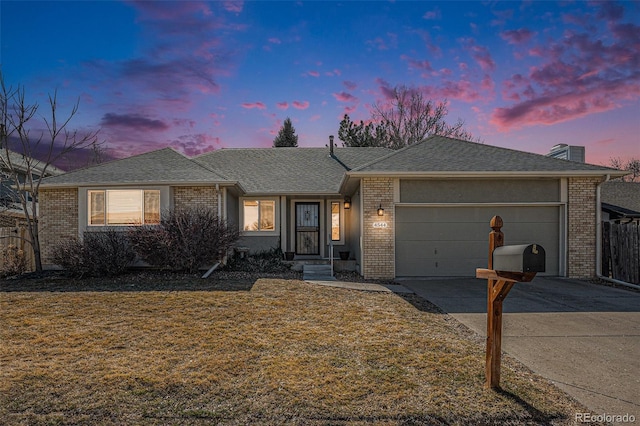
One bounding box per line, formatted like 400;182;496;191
243;200;275;231
88;189;160;226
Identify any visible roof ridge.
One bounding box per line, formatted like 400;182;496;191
41;146;231;184
349;136;436;172
40;146;176;181
351;134;623;173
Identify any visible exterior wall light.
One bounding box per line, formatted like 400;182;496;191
344;197;351;209
377;204;384;216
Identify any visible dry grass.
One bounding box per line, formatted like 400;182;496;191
1;278;591;425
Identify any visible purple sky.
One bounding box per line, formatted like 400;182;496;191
1;1;639;167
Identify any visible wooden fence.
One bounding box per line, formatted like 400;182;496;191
0;226;36;274
602;222;640;284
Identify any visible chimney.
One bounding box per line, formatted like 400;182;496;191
329;135;334;156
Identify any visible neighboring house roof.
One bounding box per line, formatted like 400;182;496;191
601;181;640;218
1;149;65;177
349;135;626;177
40;147;230;188
602;202;640;220
194;147;391;194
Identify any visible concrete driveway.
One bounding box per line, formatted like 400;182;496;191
401;277;640;422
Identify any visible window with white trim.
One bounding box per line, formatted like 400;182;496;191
242;199;275;231
88;189;160;226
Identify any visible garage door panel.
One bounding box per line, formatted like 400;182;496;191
395;240;488;259
498;208;558;222
396;206;560;277
398;207;497;223
397;257;488;277
396;222;491;241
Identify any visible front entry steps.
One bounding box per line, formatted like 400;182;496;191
288;259;357;272
303;264;336;281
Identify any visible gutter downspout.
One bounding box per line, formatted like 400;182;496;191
595;175;640;290
216;184;221;219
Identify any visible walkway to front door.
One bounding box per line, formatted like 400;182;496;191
295;202;319;255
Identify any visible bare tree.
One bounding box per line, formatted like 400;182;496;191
339;85;479;149
1;74;98;271
372;85;479;149
610;157;640;182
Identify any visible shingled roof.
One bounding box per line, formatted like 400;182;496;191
350;135;624;176
40;148;229;188
193;147;391;194
602;181;640;214
40;137;624;192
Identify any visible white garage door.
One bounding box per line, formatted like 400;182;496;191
395;206;560;277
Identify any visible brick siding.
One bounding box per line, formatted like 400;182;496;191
361;177;395;279
39;188;78;265
173;186;219;212
567;177;602;279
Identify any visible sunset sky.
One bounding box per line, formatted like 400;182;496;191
1;1;639;167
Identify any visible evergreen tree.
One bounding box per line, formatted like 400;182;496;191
273;117;298;147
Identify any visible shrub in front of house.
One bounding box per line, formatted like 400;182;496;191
128;207;239;273
0;244;28;278
52;230;136;277
225;247;291;273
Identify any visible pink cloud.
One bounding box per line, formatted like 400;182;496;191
309;115;321;122
500;28;535;45
268;37;281;44
292;100;309;110
481;74;495;94
459;38;496;72
277;102;289;110
427;80;483;103
222;1;243;13
423;8;441;20
401;55;432;72
490;88;635;131
170;133;221;156
376;78;396;100
242;102;266;110
491;16;640;131
343;81;357;90
367;33;397;51
307;70;320;77
333;92;357;103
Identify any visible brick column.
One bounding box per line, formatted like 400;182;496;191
39;188;79;265
361;177;395;279
567;177;602;279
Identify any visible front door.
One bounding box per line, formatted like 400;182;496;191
295;202;320;255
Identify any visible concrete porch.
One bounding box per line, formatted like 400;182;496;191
285;258;357;273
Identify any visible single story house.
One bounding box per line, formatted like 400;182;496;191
38;135;626;279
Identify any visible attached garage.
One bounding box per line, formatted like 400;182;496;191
394;178;564;277
395;205;562;276
350;136;624;280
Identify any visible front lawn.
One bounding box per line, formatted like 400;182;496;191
1;277;590;425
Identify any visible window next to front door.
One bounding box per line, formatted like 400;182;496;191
329;201;345;245
241;198;277;234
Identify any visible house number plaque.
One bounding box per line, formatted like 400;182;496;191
372;222;388;228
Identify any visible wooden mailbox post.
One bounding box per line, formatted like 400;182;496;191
476;215;545;389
